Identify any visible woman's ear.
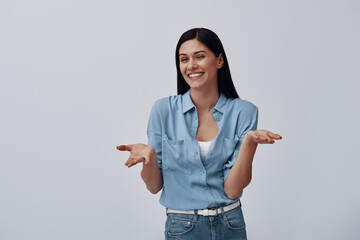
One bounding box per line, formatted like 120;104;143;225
217;53;224;69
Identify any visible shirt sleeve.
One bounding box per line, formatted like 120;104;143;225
147;101;163;170
223;104;258;182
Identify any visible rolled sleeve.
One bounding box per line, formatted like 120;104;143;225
147;101;163;170
223;104;258;181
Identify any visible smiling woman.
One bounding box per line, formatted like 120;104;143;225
178;40;222;92
117;28;282;240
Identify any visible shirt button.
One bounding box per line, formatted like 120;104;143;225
195;151;198;155
203;186;209;190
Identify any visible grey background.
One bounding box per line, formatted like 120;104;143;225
1;0;359;239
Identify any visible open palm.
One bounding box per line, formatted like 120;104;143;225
245;130;282;144
116;144;155;167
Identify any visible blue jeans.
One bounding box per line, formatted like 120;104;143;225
164;205;247;240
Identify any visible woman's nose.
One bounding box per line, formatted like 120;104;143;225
187;59;198;70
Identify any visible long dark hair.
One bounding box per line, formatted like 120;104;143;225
175;28;239;98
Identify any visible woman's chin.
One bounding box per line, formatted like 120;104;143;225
186;80;204;89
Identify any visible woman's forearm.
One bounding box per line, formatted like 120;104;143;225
224;137;258;199
140;148;163;194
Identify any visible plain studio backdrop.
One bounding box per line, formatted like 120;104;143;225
1;0;359;239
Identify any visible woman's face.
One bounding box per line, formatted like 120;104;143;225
179;39;223;91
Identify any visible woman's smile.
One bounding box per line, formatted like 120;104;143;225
188;72;204;80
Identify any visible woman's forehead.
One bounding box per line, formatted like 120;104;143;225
179;39;209;55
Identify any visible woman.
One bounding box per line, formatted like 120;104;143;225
117;28;282;240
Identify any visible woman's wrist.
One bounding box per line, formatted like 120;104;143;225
146;146;157;164
147;146;155;156
243;132;259;147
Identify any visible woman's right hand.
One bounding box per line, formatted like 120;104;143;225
116;144;155;168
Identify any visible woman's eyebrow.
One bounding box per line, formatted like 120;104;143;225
179;50;207;56
194;50;207;54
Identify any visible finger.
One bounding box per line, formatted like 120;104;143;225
117;145;133;151
127;156;145;167
127;159;142;168
124;154;141;165
267;132;282;140
126;157;136;167
259;135;267;142
262;133;274;143
256;134;273;144
262;133;275;143
124;156;134;166
263;139;274;144
259;139;274;144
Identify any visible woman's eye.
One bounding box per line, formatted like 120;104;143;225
197;55;205;59
180;58;188;62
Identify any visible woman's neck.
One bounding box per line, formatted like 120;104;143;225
190;87;219;111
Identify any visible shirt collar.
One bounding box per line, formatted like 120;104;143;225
182;90;227;114
182;90;195;113
213;92;227;113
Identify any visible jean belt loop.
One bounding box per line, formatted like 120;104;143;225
220;206;228;221
193;209;198;223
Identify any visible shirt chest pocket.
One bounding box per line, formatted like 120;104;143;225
162;134;191;175
221;137;239;163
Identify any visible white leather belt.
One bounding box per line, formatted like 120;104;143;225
166;200;240;216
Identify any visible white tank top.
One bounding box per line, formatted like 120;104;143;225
197;140;212;162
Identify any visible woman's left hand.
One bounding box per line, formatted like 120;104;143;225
244;130;282;144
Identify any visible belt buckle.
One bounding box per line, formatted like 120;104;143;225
204;208;219;216
202;209;209;216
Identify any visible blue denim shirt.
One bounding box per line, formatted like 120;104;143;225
147;90;258;210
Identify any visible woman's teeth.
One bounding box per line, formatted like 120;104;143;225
189;73;204;78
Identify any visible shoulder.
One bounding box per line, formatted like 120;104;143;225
151;94;183;115
226;98;258;115
227;98;259;135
